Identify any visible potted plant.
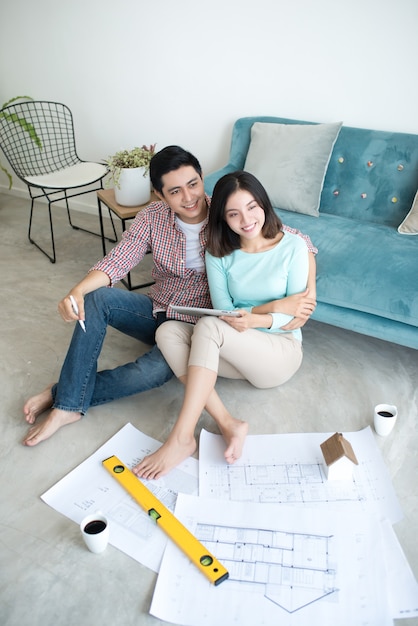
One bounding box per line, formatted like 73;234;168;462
105;144;156;206
0;96;42;189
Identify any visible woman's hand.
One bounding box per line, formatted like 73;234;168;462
280;288;317;319
280;316;309;331
219;287;317;333
219;310;272;332
279;288;317;330
251;288;316;319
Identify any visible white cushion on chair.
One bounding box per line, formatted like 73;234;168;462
25;162;107;189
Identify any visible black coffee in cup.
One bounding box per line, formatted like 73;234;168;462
84;520;107;534
378;410;394;418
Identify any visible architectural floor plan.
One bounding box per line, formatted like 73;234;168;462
199;427;402;522
195;522;337;613
41;423;198;572
203;460;365;504
150;494;392;626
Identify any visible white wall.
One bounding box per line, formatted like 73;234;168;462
1;0;417;207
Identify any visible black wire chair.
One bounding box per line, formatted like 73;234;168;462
0;100;117;262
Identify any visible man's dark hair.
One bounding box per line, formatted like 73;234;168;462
150;145;203;194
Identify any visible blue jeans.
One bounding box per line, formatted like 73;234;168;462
51;287;173;414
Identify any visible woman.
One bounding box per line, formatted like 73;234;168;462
133;171;316;479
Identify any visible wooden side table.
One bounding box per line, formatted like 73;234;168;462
97;188;157;290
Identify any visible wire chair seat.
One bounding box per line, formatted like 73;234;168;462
0;100;116;262
25;161;107;189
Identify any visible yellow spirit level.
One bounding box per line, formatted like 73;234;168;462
102;455;229;586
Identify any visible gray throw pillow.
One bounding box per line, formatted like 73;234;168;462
398;190;418;235
244;121;343;216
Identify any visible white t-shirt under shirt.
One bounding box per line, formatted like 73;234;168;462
176;216;205;272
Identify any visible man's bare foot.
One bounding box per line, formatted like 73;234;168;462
23;385;54;424
218;417;249;464
23;408;81;447
132;433;197;480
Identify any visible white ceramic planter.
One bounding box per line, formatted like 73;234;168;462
114;166;151;206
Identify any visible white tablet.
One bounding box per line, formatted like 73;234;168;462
170;305;241;317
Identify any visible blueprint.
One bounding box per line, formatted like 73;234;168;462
150;494;392;626
41;422;198;572
199;426;402;523
41;423;417;624
195;522;337;612
198;427;418;621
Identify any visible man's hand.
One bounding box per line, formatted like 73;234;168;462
57;270;110;323
58;292;85;323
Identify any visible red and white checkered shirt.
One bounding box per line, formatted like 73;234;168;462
92;195;317;321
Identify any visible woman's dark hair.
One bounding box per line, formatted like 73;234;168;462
207;171;283;257
149;145;202;194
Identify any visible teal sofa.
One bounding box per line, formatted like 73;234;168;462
204;117;418;350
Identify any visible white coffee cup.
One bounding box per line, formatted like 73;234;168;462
373;404;398;437
80;512;109;554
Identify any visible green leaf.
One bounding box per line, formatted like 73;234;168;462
1;95;34;108
0;96;43;187
0;160;13;189
0;111;43;149
105;145;156;187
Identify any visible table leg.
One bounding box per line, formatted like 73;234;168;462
97;196;107;257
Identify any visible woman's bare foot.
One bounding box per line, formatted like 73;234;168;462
23;408;81;447
218;417;249;464
132;433;197;480
23;385;54;424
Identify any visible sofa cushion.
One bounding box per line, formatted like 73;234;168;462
244;121;342;217
276;209;418;327
398;190;418;234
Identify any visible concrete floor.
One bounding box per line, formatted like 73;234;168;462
1;191;417;626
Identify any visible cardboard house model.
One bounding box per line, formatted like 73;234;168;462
320;432;359;481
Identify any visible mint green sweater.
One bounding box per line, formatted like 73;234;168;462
205;231;309;340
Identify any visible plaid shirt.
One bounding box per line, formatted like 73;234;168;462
93;195;318;322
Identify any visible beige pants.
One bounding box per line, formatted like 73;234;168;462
156;316;303;389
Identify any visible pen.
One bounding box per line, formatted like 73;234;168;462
69;295;86;332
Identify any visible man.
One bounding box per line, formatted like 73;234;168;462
23;146;317;448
